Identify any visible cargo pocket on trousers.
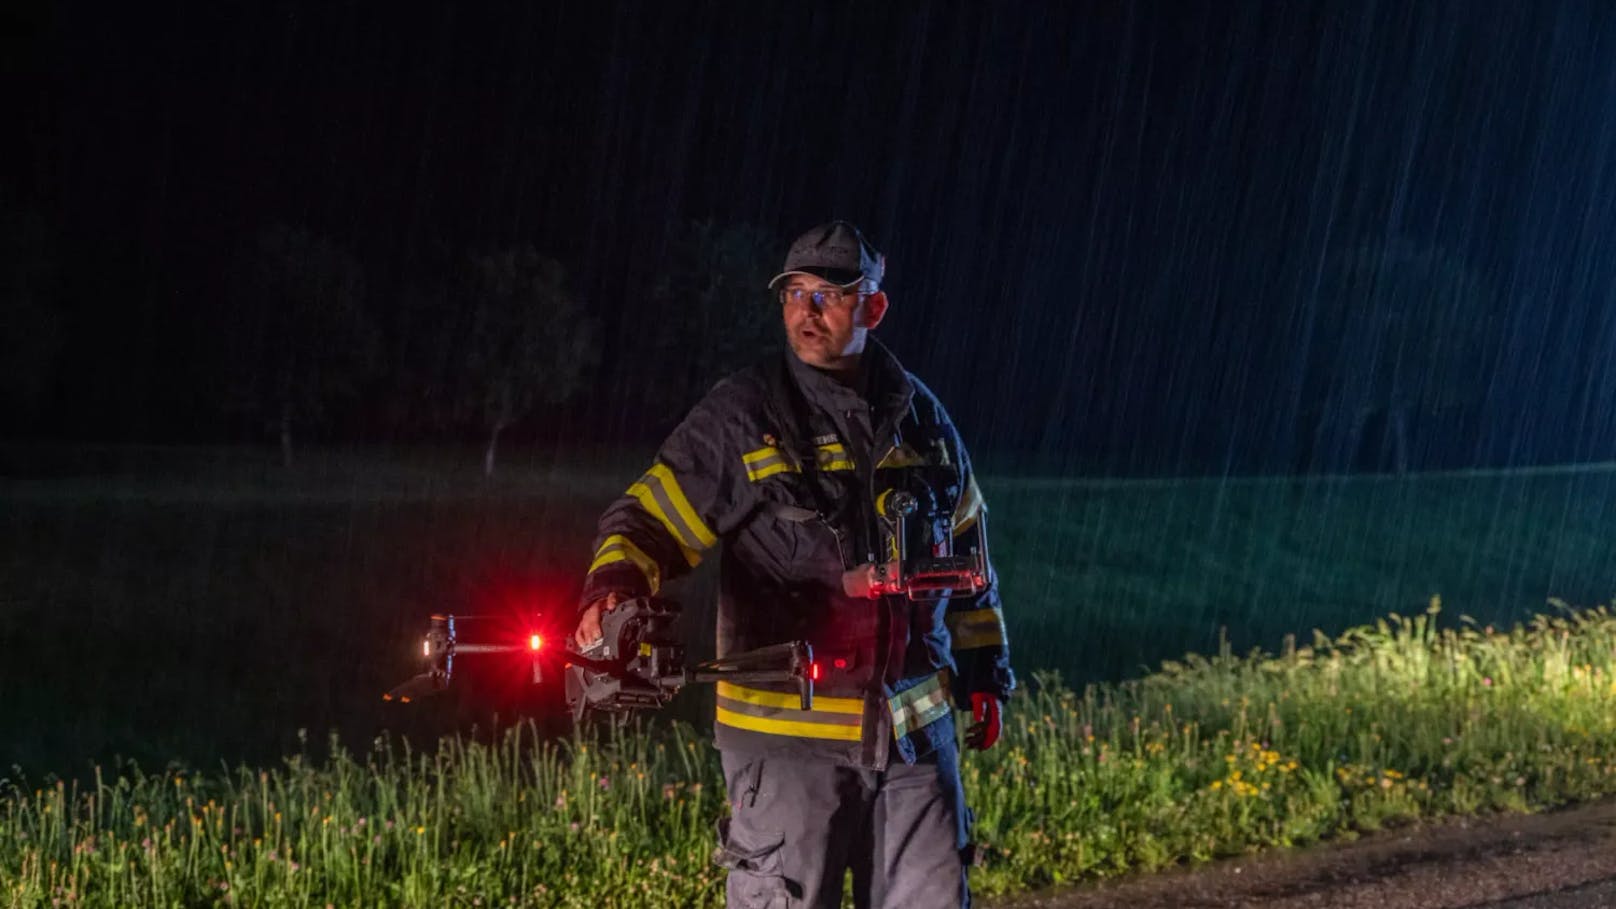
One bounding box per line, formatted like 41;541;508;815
713;816;791;908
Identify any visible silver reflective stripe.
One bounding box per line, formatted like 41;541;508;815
642;472;702;551
888;672;951;739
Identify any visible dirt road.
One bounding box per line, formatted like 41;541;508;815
986;799;1616;909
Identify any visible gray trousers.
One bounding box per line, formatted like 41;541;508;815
715;744;972;909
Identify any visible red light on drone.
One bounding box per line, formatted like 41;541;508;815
529;633;543;652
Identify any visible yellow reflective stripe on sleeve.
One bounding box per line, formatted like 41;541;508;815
815;442;855;472
587;534;660;594
625;462;715;566
952;475;985;535
715;706;863;741
888;672;951;739
946;607;1006;650
715;682;862;714
742;446;799;483
646;463;716;547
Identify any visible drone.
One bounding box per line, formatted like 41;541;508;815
385;491;988;721
381;612;546;704
384;597;817;724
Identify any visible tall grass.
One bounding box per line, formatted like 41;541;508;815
7;600;1616;907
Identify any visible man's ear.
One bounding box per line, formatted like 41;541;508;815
859;291;889;330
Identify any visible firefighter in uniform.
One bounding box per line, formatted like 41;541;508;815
573;221;1014;908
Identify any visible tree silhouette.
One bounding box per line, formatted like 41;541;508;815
639;221;781;413
219;224;378;466
460;247;598;477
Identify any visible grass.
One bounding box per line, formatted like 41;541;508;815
5;447;1616;903
7;599;1616;907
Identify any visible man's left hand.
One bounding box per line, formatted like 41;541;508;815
965;693;1002;751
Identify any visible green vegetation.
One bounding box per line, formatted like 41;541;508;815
7;600;1616;907
6;450;1616;902
991;464;1616;681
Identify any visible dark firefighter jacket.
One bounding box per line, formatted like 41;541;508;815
579;339;1014;770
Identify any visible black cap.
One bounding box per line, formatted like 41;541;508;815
767;221;885;289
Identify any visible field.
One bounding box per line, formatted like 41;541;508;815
3;446;1616;904
4;445;1612;773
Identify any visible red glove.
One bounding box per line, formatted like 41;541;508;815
965;693;1001;751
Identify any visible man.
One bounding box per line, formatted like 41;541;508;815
573;221;1014;908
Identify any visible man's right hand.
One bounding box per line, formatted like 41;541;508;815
573;592;624;651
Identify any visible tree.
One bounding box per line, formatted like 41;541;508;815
219;224;378;466
1298;241;1499;473
460;247;598;477
639;221;781;413
380;278;459;438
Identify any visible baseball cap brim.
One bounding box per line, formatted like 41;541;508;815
767;266;866;289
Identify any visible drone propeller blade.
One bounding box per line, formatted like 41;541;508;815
382;671;448;703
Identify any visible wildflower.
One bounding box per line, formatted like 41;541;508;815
1482;677;1494;687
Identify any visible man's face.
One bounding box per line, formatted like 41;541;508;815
778;275;877;369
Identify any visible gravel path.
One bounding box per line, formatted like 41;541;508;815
985;799;1616;909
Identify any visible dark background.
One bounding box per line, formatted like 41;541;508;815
7;0;1616;475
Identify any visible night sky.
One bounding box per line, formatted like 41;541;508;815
8;0;1616;474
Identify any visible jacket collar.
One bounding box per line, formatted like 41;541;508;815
785;337;914;429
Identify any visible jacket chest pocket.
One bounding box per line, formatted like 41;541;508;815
747;472;850;580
